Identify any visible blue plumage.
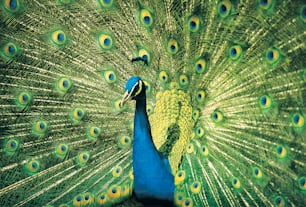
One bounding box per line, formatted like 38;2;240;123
121;76;175;203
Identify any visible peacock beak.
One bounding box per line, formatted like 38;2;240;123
120;90;131;107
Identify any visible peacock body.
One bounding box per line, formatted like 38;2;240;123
0;0;305;206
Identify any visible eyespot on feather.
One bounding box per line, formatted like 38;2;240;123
194;126;205;138
1;42;19;59
258;0;275;11
200;145;209;157
25;160;41;175
229;45;242;61
167;38;179;55
139;8;154;28
188;15;200;32
55;77;73;94
274;195;286;207
258;95;273;111
69;106;86;122
264;48;281;66
211;110;224;123
107;185;121;199
98;32;114;50
194;58;208;74
96;192;108;205
218;1;232;18
4;138;20;155
98;0;114;8
232;177;241;189
3;0;22;13
182;197;193;207
86;126;101;140
55;143;69;158
174;192;185;205
112;166;123;177
118;135;131;149
32;120;48;136
16;91;32;108
175;170;186;185
291;113;304;131
159;70;170;83
195;89;206;104
76;152;90;166
275;145;287;159
50;29;68;47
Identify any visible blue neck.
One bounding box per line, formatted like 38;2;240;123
132;96;174;202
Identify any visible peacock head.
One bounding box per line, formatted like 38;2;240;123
120;76;145;107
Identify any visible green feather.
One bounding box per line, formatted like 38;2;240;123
0;0;305;206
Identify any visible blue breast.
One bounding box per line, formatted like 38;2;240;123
132;97;174;202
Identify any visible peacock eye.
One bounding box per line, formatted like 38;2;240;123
182;198;193;207
218;0;232;18
112;166;123;177
138;48;151;65
188;16;200;33
175;192;185;205
167;39;179;55
70;106;86;122
258;0;274;10
102;69;118;84
195;58;208;74
252;166;263;179
55;143;69;158
98;0;114;8
76;152;90;166
159;70;169;83
107;185;121;199
98;32;114;50
231;177;241;189
274;196;285;207
50;30;68;47
229;45;242;61
190;181;201;194
16;91;32;108
56;77;73;94
175;170;186;185
85;126;101;141
292;113;304;128
4;138;20;155
118;135;131;149
32;120;48;136
81;192;94;204
178;74;190;89
195;89;206;104
211;110;224;123
139;8;154;28
73;195;82;206
4;0;21;13
200;145;209;157
194;126;205;138
1;42;19;59
192;108;200;121
142;80;152;96
275;145;287;159
25;160;41;174
264;48;281;66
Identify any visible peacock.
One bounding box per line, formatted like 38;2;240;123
0;0;305;206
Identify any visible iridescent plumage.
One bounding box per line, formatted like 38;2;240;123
0;0;305;207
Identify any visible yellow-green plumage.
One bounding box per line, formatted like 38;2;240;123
0;0;305;206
